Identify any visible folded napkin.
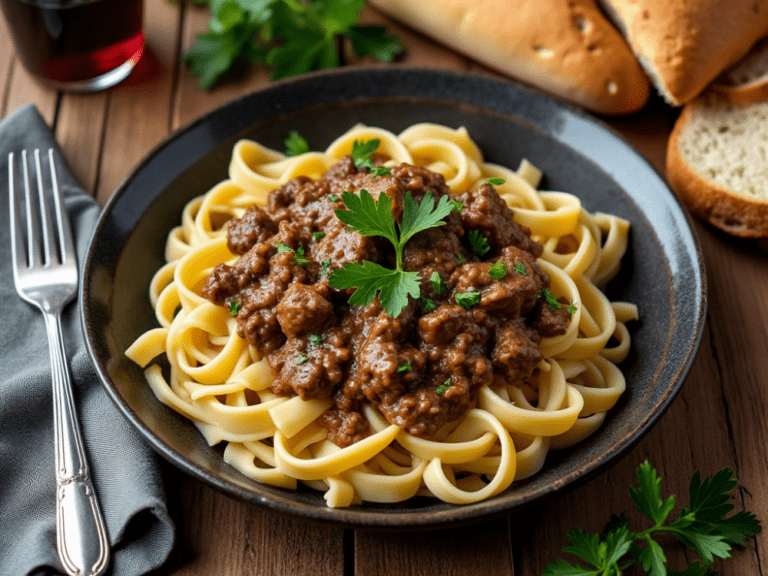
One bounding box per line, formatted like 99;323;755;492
0;105;175;576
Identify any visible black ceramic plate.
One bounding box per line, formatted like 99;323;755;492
81;68;706;529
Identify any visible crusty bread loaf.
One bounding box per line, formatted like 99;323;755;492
711;38;768;104
597;0;768;106
666;92;768;237
367;0;650;115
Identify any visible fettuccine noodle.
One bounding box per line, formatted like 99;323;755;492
126;123;637;508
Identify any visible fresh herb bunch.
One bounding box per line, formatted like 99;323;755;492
328;188;453;318
185;0;403;89
543;462;760;576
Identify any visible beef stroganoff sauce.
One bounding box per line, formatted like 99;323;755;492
126;124;637;507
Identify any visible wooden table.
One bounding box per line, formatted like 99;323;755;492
2;3;766;575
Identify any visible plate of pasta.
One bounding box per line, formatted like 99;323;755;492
81;68;705;527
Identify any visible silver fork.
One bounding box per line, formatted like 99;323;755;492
9;149;110;576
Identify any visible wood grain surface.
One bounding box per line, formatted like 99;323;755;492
2;1;766;575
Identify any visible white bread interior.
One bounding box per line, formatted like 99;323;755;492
711;38;768;103
367;0;650;115
667;93;768;236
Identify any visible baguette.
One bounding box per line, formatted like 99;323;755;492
367;0;650;115
666;92;768;237
597;0;768;106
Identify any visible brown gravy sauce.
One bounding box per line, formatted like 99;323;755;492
202;157;570;447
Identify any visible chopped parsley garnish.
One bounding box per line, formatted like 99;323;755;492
227;299;241;316
310;334;323;346
487;177;506;186
538;287;561;310
488;261;507;280
276;242;309;265
284;130;309;156
349;139;391;177
312;231;326;241
320;258;332;278
351;139;379;169
568;303;577;317
294;246;310;265
514;261;527;275
328;194;339;202
430;271;449;296
455;291;481;309
456;253;465;264
435;379;451;394
328;187;454;318
420;298;437;313
450;199;464;213
370;166;391;177
294;354;309;365
184;0;402;89
543;462;761;576
467;229;490;257
397;362;412;373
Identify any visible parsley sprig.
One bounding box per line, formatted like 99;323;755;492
543;462;760;576
284;130;309;156
328;188;453;317
185;0;403;89
351;138;391;177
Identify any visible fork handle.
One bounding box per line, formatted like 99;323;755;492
44;311;110;576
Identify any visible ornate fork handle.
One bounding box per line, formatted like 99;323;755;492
44;310;110;576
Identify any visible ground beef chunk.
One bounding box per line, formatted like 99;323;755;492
201;157;571;446
492;321;543;383
276;283;334;338
459;183;543;257
227;204;277;255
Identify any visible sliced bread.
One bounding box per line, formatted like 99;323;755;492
666;93;768;237
711;38;768;104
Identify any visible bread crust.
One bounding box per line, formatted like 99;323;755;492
711;39;768;105
666;98;768;237
599;0;768;106
368;0;650;115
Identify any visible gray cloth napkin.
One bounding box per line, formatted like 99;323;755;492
0;104;175;576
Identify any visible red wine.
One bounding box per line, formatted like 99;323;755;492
1;0;143;86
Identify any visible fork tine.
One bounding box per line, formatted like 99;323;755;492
21;150;43;269
34;149;59;266
8;152;28;274
47;148;76;267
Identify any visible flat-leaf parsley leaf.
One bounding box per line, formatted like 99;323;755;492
185;0;402;88
329;186;453;317
456;291;481;309
430;271;449;295
467;229;490;257
542;462;760;576
488;261;507;280
538;287;561;310
435;379;451;394
284;130;309;156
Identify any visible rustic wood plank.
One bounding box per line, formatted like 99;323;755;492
510;242;762;575
172;3;273;130
0;15;14;117
95;0;181;204
163;475;345;576
691;223;768;573
55;92;107;196
355;517;513;576
4;60;58;126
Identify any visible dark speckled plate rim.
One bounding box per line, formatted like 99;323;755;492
81;66;707;529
